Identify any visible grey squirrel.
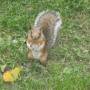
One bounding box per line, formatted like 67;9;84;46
26;10;62;65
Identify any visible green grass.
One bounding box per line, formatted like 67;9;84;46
0;0;90;90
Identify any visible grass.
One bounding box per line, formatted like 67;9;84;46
0;0;90;90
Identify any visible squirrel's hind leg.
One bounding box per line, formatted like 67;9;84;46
28;50;34;63
39;49;48;66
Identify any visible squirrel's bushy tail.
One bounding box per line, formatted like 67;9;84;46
34;10;62;48
51;11;62;47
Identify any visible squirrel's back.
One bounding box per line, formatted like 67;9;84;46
34;10;62;48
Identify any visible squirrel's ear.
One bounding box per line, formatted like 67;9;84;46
30;30;32;36
27;30;32;37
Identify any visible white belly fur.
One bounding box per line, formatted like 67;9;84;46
32;50;41;59
31;44;41;59
27;43;44;59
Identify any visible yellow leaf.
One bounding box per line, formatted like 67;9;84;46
3;71;14;82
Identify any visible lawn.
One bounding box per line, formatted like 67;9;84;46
0;0;90;90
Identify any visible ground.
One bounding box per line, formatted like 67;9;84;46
0;0;90;90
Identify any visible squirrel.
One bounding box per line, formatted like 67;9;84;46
26;10;62;65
